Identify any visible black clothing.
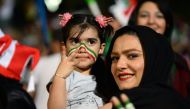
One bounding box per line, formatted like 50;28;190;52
0;75;36;109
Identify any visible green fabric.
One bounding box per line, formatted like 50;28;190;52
103;36;112;58
85;0;96;4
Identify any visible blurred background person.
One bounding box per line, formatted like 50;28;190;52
0;28;40;109
29;27;61;109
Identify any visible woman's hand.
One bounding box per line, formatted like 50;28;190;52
111;93;135;109
99;94;135;109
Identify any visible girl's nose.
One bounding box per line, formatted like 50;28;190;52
78;46;86;53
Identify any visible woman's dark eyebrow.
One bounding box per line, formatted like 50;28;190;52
111;48;142;55
123;49;142;53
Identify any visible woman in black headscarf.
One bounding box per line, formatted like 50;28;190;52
101;25;189;109
128;0;190;99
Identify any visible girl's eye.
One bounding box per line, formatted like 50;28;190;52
70;38;79;45
87;38;97;45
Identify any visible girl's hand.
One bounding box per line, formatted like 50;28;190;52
99;103;113;109
111;94;135;109
55;45;79;79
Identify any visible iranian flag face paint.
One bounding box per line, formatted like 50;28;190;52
68;42;97;62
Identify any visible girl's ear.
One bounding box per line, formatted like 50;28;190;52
99;43;106;54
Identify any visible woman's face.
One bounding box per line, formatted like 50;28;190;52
137;1;166;35
111;34;144;90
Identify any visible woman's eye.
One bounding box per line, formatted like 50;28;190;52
111;56;119;62
128;54;139;60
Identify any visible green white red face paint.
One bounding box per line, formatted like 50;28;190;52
68;42;97;62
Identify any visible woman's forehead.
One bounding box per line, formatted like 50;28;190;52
113;34;142;52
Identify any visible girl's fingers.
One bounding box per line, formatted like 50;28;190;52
66;49;78;61
60;47;83;66
60;43;78;62
61;44;67;60
64;49;80;66
99;103;112;109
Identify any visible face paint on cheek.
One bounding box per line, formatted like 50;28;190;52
68;43;97;62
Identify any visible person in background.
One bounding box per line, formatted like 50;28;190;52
47;12;113;109
0;28;40;109
29;28;61;109
128;0;190;100
101;25;189;109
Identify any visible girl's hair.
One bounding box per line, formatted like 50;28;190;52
61;13;113;44
128;0;174;41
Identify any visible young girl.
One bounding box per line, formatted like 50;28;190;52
47;12;113;109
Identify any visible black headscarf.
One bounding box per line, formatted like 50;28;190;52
105;25;189;109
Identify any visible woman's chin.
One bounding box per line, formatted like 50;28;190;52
118;84;137;90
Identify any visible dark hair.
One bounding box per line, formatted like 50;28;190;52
61;13;113;44
128;0;174;40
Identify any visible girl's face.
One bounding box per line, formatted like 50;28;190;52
137;1;166;35
66;26;105;70
111;34;144;90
